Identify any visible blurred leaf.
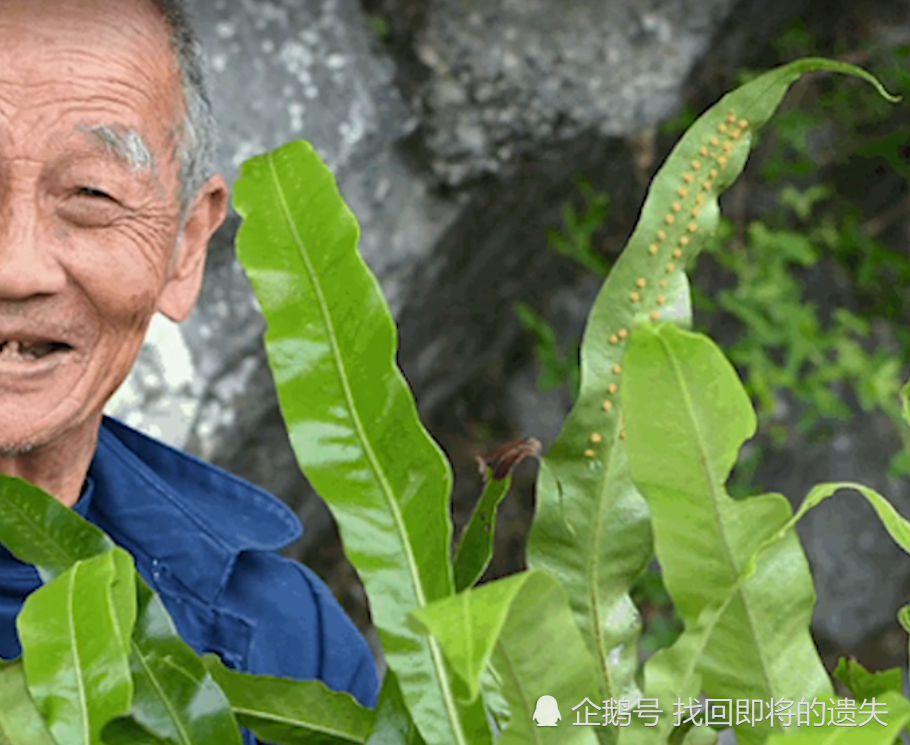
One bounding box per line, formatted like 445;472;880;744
548;182;612;277
102;716;176;745
764;691;910;743
899;606;910;683
514;302;578;396
18;548;136;745
679;724;717;745
833;658;902;701
778;184;832;223
0;661;57;745
786;482;910;554
479;666;510;735
659;104;698;137
202;654;373;744
365;672;426;745
900;376;910;430
234;140;489;745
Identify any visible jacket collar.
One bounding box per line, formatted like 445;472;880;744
89;416;302;603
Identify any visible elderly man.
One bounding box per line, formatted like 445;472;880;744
0;0;379;722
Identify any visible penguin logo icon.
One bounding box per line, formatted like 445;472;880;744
533;695;561;726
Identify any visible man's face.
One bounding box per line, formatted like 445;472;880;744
0;0;223;455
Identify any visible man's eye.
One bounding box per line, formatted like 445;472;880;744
77;186;114;200
60;186;123;228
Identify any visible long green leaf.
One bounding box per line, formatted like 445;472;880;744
453;472;512;592
18;548;136;745
102;716;177;745
202;654;373;744
790;482;910;551
365;672;427;745
116;582;242;745
623;324;910;745
0;477;240;745
622;324;831;744
528;58;897;713
624;481;910;745
0;476;115;581
489;571;602;745
234;141;487;745
0;661;58;745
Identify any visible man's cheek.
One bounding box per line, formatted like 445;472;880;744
74;244;173;301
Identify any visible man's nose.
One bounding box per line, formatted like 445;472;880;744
0;195;68;299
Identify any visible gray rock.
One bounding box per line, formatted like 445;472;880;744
772;406;910;650
109;0;742;526
417;0;738;186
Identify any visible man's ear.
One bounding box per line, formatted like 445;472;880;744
157;174;229;322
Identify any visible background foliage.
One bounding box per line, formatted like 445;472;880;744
517;21;910;661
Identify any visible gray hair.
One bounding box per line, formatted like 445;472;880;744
148;0;217;212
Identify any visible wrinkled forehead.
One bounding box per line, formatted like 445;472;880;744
0;0;184;178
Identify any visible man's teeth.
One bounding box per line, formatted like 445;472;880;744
0;341;66;359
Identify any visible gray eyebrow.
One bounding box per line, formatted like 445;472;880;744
77;124;154;172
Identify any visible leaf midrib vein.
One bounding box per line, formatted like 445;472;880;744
266;154;466;745
663;338;774;699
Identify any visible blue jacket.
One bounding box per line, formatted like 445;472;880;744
0;416;379;741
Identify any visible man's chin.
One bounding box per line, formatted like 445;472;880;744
0;409;91;463
0;422;51;458
0;438;40;458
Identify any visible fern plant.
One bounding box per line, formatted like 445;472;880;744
1;58;909;745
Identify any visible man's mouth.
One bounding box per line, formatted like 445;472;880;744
0;340;73;360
